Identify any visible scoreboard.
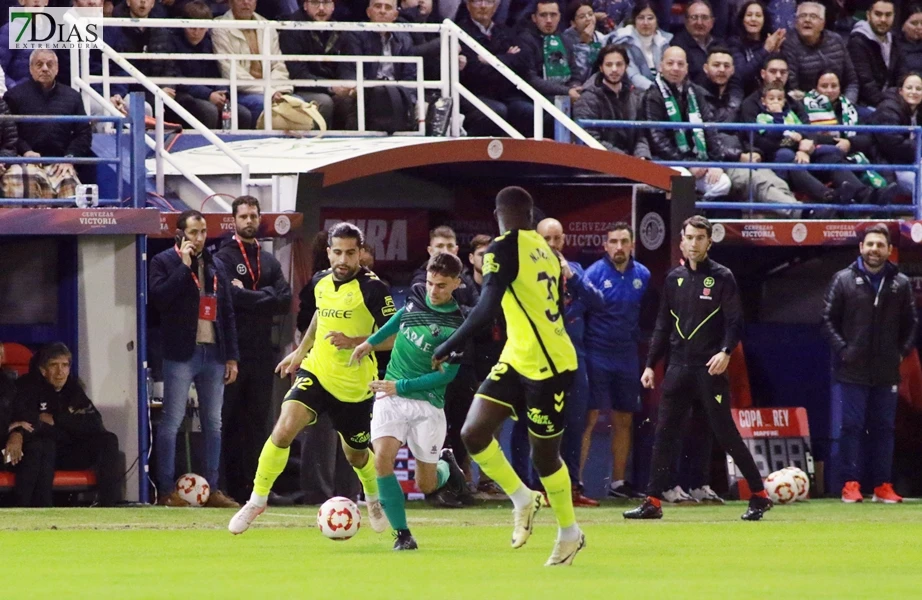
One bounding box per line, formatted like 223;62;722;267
727;407;816;499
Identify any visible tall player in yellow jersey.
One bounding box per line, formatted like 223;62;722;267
229;223;396;535
433;187;586;566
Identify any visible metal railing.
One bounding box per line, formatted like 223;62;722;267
575;119;922;218
0;114;129;207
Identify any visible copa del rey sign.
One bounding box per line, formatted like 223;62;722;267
320;208;429;266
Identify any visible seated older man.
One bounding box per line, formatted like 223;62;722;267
3;50;90;200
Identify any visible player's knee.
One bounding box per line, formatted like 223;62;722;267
343;446;368;468
460;423;489;455
374;452;394;476
416;473;438;494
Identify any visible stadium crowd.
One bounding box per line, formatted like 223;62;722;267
0;0;919;206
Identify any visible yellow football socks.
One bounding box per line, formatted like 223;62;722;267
540;464;577;530
471;439;531;508
253;438;289;497
353;450;379;501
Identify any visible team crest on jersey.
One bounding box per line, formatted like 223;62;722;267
429;324;442;337
703;277;715;288
236;263;247;275
633;278;642;289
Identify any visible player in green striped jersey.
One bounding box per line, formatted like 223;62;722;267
349;253;468;550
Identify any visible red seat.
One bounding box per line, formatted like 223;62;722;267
2;342;33;377
0;470;97;492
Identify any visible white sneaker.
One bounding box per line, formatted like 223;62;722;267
511;491;543;549
228;501;266;535
366;498;388;533
662;485;698;504
545;531;586;567
689;485;725;504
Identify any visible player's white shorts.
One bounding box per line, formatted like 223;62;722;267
371;392;447;464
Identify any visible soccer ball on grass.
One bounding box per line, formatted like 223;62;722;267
783;466;810;501
175;473;210;507
764;470;798;504
317;496;361;540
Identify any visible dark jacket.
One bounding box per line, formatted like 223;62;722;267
868;89;920;165
280;9;354;93
896;32;922;80
728;35;769;97
149;246;239;363
699;78;741;123
169;31;223;100
411;261;480;308
739;90;811;158
4;80;91;157
822;259;917;386
519;26;579;98
400;6;442;81
572;73;650;157
0;369;15;446
782;30;859;102
214;237;292;361
0;23;30;89
458;19;530;99
109;3;180;84
0;97;17;159
847;22;903;107
642;79;734;161
10;372;106;444
348;30;417;83
647;257;743;369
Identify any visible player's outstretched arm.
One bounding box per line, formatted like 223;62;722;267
433;284;504;364
348;308;404;365
276;310;317;376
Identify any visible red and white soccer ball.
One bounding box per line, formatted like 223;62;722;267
317;496;361;540
765;470;798;504
783;466;810;501
175;473;210;507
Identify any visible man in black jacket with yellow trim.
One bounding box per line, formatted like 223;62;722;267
822;224;917;504
624;215;773;521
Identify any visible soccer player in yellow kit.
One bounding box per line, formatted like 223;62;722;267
229;222;396;535
433;187;586;566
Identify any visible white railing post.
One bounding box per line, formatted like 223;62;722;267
230;61;239;130
262;26;273;131
439;25;449;100
155;94;165;195
356;59;366;132
416;57;425;134
533;104;543;141
448;24;460;137
102;56;110;105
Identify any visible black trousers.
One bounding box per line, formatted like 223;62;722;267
222;358;275;502
57;431;121;506
647;366;764;496
443;364;478;467
13;436;56;507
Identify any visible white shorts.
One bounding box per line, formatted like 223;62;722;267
371;392;447;464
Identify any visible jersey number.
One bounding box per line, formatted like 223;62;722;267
537;272;561;323
294;376;314;390
488;363;509;381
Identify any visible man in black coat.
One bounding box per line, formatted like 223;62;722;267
5;343;121;507
573;44;650;156
4;49;91;199
822;224;917;504
149;210;240;508
214;197;292;504
847;0;903;108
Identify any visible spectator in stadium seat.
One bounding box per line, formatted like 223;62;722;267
4;50;91;200
165;1;254;129
348;0;418;131
519;0;582;104
847;0;902;110
457;0;534;136
608;1;672;92
868;73;922;195
212;0;295;126
13;343;122;506
400;0;444;83
782;1;859;103
669;0;734;90
823;0;857;38
823;224;918;504
149;209;240;508
642;46;732;198
728;0;785;97
0;0;50;91
3;364;56;507
739;54;794;123
898;5;922;78
572;43;650;156
562;0;605;85
592;0;633;33
214;197;292;505
280;0;353;129
699;48;802;215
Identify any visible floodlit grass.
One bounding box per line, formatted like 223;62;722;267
1;499;920;598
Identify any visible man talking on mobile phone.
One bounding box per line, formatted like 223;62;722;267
149;209;240;508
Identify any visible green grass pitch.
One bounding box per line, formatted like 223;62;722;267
1;499;920;598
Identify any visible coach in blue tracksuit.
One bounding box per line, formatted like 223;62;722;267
583;222;650;499
535;218;606;506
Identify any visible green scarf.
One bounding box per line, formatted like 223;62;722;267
804;91;885;188
542;35;571;82
756;106;801;135
656;74;707;160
